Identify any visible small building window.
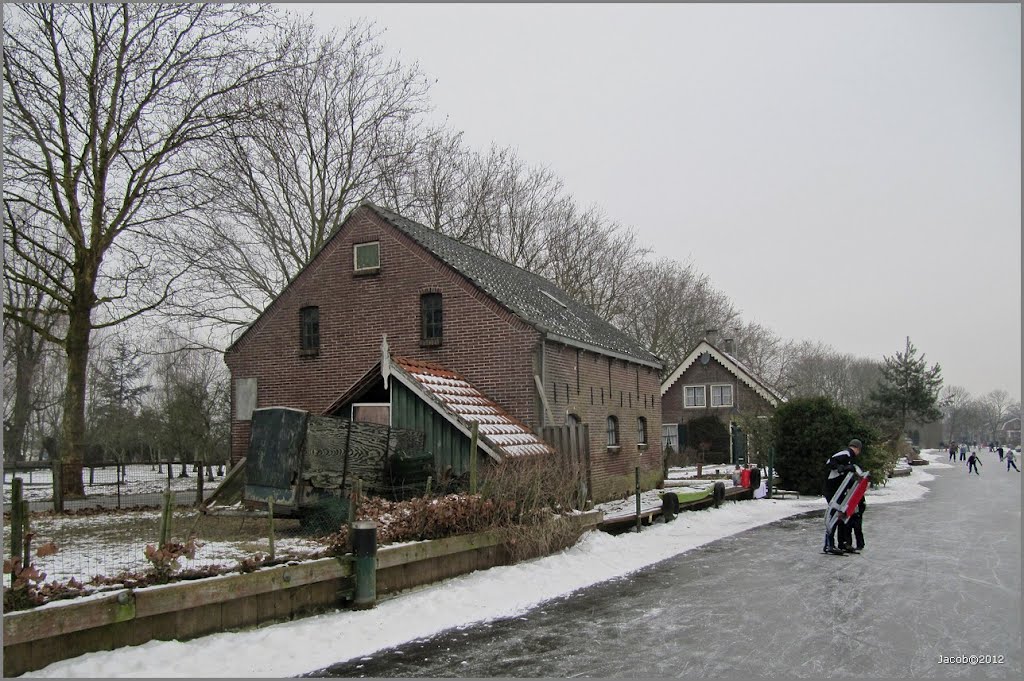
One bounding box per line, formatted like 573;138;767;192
637;417;648;445
354;242;380;273
684;385;706;408
300;306;319;355
607;416;619;447
420;292;443;345
662;423;679;452
711;384;734;407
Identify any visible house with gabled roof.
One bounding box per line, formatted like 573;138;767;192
224;202;664;503
660;338;784;465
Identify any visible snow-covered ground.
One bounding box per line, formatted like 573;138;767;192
23;450;947;678
3;464;211;505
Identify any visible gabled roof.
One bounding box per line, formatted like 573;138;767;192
328;337;555;462
660;340;786;407
386;354;554;460
365;203;661;369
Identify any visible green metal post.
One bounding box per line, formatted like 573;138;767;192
635;466;641;533
351;520;377;610
20;500;31;567
469;421;479;494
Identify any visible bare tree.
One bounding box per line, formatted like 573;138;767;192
3;204;66;462
183;17;431;328
3;4;282;495
622;258;739;375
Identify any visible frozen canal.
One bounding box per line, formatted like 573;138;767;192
312;459;1021;678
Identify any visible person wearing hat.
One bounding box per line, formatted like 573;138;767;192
822;438;864;555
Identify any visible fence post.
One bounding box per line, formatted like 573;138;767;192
51;461;63;513
469;422;479;494
766;447;775;499
20;499;31;567
195;449;204;506
159;489;173;548
424;475;432;497
11;478;24;576
635;466;641;533
268;496;275;560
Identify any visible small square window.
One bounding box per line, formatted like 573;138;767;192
684;385;706;408
711;384;734;407
354;242;380;273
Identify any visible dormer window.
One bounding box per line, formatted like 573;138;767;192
354;242;380;274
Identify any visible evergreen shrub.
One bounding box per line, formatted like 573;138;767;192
771;397;878;495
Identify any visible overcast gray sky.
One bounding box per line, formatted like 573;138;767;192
295;3;1021;402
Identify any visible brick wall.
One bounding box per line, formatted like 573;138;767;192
225;207;540;464
662;357;776;455
541;341;663;502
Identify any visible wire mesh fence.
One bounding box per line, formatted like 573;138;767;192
2;462;328;594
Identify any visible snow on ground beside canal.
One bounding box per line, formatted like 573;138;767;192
24;451;945;678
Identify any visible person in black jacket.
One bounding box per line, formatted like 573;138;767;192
967;451;982;475
822;438;863;554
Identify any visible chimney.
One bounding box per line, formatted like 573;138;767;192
722;338;735;354
705;328;718;344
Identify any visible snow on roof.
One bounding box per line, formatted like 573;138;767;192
392;356;554;459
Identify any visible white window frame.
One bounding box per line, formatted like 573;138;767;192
684;385;706;408
353;241;380;272
662;423;678;451
710;384;734;407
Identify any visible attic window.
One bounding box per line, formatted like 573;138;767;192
539;289;567;308
354;242;380;274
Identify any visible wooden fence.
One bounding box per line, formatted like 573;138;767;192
541;424;592;507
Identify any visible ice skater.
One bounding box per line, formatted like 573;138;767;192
948;443;957;462
1007;448;1020;472
967;451;982;475
959;443;967;461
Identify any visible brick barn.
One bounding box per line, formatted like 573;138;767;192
224;202;664;503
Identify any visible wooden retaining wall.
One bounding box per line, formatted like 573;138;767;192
3;511;601;677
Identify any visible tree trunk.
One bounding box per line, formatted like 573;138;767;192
5;330;44;463
59;304;93;498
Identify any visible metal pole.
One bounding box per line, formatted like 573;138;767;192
635;466;641;533
351;520;377;609
268;496;275;560
767;447;775;499
469;421;479;494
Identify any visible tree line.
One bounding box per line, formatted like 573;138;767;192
3;6;1015;489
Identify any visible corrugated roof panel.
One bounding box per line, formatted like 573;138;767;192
393;356;553;459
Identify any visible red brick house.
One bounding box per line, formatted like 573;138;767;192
224;202;663;503
660;339;783;465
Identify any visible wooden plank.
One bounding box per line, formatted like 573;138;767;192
3;591;134;646
133;558;350;618
376;530;505;569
